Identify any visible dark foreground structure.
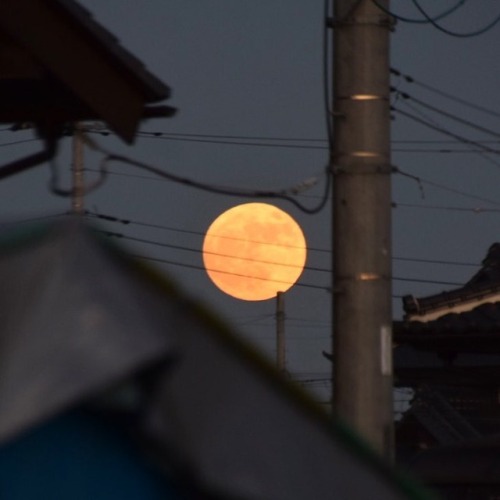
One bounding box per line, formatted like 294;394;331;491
395;243;500;499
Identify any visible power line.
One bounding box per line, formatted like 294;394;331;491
89;129;329;151
393;255;477;268
392;106;500;168
101;228;465;288
136;248;457;297
92;127;500;150
86;163;500;212
393;93;500;171
0;138;41;148
394;201;500;214
391;68;500;119
393;89;500;141
393;148;500;154
84;127;500;148
411;0;500;38
88;212;311;251
86;128;500;151
86;159;500;222
394;276;462;286
86;210;481;268
372;0;467;24
395;140;500;145
104;229;314;272
87;126;328;144
81;134;331;215
396;165;500;207
129;251;332;292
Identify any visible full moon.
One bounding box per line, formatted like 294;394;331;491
202;203;307;301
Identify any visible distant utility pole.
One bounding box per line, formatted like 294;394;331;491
276;291;286;373
71;123;84;214
331;0;393;458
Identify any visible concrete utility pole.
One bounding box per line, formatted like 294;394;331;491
331;0;393;458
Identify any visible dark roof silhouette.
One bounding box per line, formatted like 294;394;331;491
394;243;500;353
0;0;175;142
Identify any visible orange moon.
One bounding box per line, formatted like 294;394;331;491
202;203;307;301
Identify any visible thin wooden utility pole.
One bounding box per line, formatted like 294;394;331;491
331;0;394;458
276;291;286;373
71;123;84;214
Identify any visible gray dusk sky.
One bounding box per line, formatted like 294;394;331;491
1;0;500;405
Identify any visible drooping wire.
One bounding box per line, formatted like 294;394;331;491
81;134;331;215
106;154;331;215
411;0;500;38
372;0;467;24
48;156;107;198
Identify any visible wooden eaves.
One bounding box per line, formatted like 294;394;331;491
0;0;175;145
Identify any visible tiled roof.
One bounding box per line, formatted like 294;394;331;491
397;302;500;336
394;243;500;350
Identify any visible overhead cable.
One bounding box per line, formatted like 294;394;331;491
395;201;500;215
393;89;500;140
81;134;331;215
129;252;332;293
396;165;500;207
411;0;500;37
391;68;500;119
86;210;480;267
395;100;500;173
392;106;500;164
89;129;328;150
104;229;316;271
100;228;466;287
0;139;41;148
372;0;467;24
